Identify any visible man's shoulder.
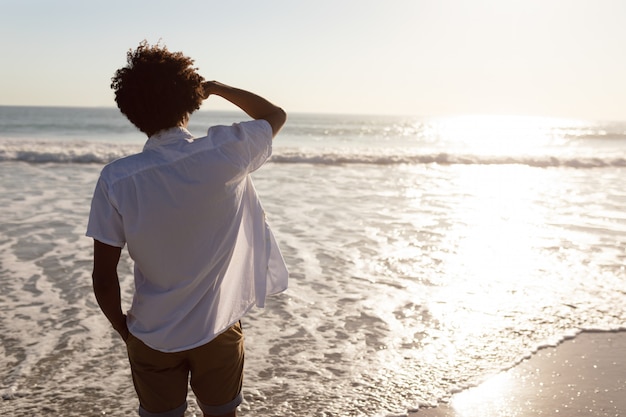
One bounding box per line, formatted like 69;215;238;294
100;151;153;185
207;119;272;140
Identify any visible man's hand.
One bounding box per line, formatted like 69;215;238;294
202;80;220;99
114;315;130;341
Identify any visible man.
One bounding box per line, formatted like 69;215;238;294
87;41;288;417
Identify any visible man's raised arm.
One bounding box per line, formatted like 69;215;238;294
203;81;286;136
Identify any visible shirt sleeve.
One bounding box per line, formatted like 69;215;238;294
208;119;273;173
86;176;126;248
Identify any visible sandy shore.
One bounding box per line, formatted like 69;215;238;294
411;330;626;417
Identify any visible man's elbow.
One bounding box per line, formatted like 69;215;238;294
267;107;287;137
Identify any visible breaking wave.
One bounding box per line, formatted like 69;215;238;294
1;141;623;168
270;151;626;168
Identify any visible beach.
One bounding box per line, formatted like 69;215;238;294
413;331;626;417
0;107;625;416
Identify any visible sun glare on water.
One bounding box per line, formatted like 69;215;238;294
429;114;566;155
406;116;574;363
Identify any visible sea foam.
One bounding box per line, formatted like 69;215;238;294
1;140;625;168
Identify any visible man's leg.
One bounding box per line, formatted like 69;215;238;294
126;333;190;417
189;322;245;417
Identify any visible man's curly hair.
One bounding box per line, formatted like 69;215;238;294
111;41;205;136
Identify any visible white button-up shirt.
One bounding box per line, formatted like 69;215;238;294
87;120;288;352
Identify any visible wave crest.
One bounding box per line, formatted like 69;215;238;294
270;151;626;168
1;141;624;168
0;141;140;164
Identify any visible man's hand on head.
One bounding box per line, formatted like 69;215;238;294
202;81;220;100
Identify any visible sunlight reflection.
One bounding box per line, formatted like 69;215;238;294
426;162;555;339
430;114;565;155
449;372;520;417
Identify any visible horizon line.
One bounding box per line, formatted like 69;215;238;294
0;103;624;124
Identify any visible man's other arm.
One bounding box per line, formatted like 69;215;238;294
92;239;129;341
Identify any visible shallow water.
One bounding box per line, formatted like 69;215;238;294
1;108;625;416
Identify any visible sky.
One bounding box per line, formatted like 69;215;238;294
1;0;626;121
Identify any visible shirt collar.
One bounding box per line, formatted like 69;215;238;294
143;126;195;150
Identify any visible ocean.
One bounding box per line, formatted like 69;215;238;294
1;106;625;416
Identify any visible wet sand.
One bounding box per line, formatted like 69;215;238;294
411;331;626;417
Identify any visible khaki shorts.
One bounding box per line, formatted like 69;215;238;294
126;322;244;417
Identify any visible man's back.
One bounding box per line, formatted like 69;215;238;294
88;121;287;352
